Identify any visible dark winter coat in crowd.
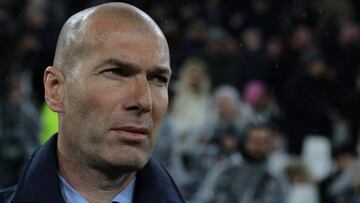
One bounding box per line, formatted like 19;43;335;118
282;70;336;154
208;160;284;203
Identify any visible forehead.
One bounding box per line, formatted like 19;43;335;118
248;128;270;139
82;15;169;69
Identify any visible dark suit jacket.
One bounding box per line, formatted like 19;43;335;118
0;135;185;203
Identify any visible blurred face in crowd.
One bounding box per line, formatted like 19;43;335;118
45;5;170;173
189;66;204;91
339;23;360;46
220;134;238;155
242;28;262;52
266;38;283;59
285;162;312;184
251;91;269;111
244;81;272;111
244;127;272;162
307;59;327;78
290;25;313;50
215;91;238;121
336;154;356;172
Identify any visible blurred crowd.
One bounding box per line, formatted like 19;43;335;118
1;0;360;203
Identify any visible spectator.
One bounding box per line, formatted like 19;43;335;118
284;159;320;203
243;80;281;128
341;67;360;145
212;84;252;144
320;143;357;203
171;57;214;155
283;52;339;154
0;72;40;189
207;125;284;203
169;57;214;197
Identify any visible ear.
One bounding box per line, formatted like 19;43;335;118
44;66;65;112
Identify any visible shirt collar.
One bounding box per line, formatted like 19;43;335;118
113;177;136;203
59;173;136;203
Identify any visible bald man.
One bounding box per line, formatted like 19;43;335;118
0;3;185;203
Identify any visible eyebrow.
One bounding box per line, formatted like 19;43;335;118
96;58;172;76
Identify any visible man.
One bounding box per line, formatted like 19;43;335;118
0;2;185;203
212;85;252;144
208;125;284;203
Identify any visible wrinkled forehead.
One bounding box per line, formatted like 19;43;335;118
81;12;169;61
82;7;166;44
88;19;163;45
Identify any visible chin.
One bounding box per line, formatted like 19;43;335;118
101;151;150;175
113;156;148;171
86;143;153;176
89;158;142;177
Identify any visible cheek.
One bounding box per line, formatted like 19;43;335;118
73;87;101;117
66;81;113;133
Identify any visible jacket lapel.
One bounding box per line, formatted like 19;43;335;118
133;157;185;203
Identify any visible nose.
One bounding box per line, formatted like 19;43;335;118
126;76;152;114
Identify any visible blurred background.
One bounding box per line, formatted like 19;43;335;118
1;0;360;202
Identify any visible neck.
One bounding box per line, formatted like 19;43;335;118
57;141;135;203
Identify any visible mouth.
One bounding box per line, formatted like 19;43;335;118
110;126;150;142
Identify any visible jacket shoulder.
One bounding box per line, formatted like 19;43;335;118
134;157;185;203
0;185;17;203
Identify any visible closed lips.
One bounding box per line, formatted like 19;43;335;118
112;126;150;135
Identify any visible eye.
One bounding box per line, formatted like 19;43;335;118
148;74;169;86
101;67;131;77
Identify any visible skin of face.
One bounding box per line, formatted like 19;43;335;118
45;9;170;175
244;127;272;161
216;92;237;121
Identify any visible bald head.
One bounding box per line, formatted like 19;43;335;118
53;2;166;75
